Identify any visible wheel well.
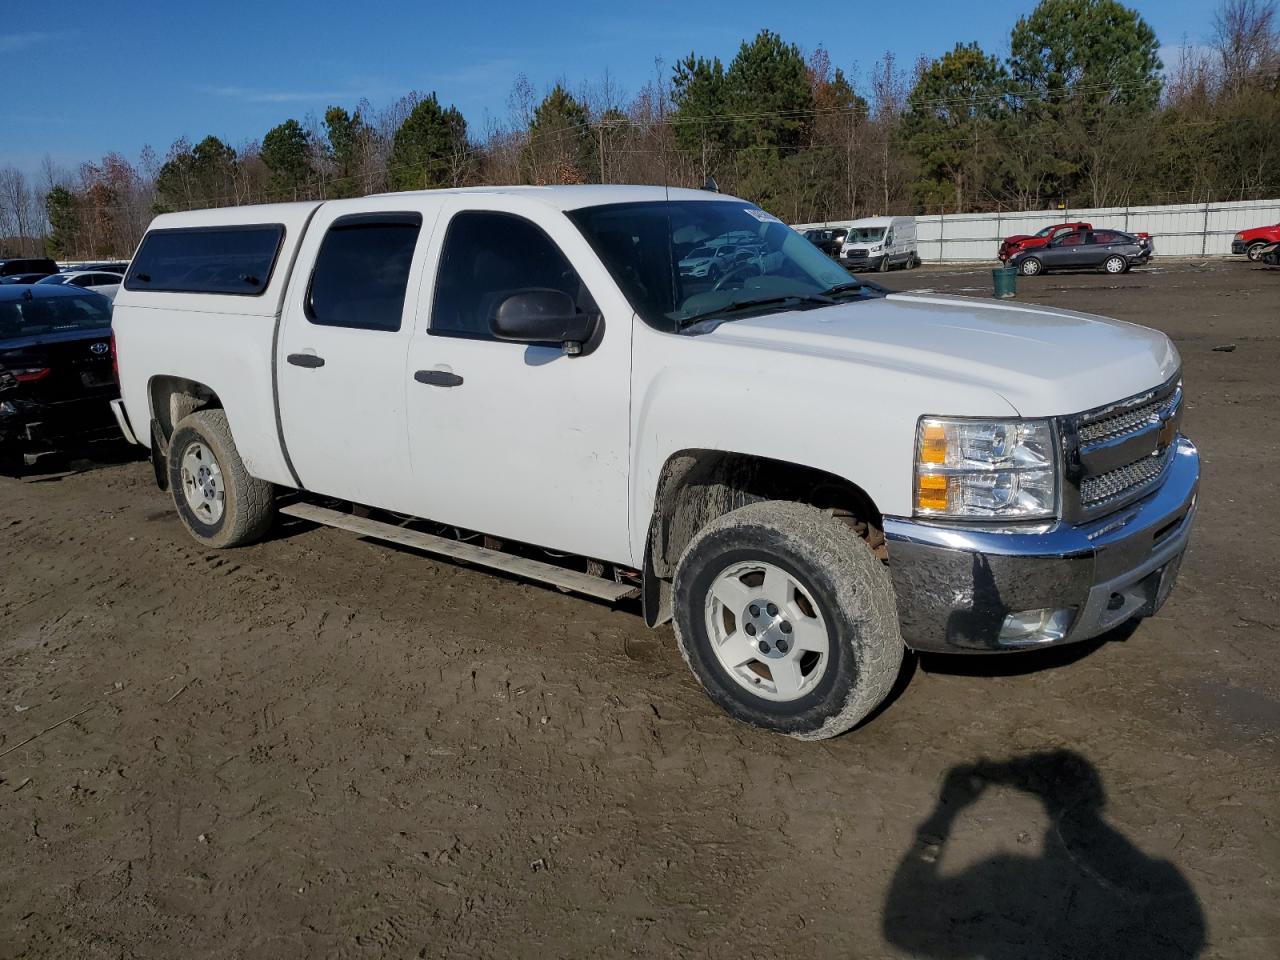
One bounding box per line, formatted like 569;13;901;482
149;375;223;443
648;450;884;583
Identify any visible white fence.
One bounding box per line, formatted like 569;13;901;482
795;197;1280;262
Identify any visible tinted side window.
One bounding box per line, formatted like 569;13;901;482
306;214;422;332
431;211;593;339
1093;231;1122;244
126;225;285;295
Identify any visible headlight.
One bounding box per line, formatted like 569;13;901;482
914;417;1058;519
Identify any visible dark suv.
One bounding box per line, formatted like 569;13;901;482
803;228;848;257
0;257;59;278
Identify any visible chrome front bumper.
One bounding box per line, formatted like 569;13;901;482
883;437;1199;653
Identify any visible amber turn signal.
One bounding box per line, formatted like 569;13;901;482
915;473;949;512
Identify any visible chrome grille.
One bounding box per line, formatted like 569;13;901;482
1077;396;1164;444
1079;448;1172;507
1061;373;1183;521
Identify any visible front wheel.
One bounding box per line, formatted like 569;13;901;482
1247;242;1266;262
168;409;274;548
1103;255;1129;274
877;255;890;273
1019;257;1043;276
672;501;904;739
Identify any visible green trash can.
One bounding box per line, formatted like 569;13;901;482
992;265;1018;299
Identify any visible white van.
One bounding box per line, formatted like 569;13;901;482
839;216;918;272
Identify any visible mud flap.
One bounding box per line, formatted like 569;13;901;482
642;538;672;628
150;418;169;491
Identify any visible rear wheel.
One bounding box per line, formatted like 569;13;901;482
672;501;904;739
1019;257;1043;277
168;409;274;548
1247;241;1266;262
1103;255;1129;274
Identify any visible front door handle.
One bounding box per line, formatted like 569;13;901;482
414;369;464;387
287;353;325;368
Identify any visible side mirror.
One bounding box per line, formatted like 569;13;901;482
490;289;599;355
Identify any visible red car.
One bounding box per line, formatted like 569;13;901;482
998;222;1091;262
1232;223;1280;261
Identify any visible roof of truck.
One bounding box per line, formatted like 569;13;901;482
145;186;746;232
377;184;741;210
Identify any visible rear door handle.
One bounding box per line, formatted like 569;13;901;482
287;353;325;368
414;369;464;387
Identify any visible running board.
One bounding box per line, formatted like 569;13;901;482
279;502;640;603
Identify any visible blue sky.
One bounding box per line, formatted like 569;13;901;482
2;0;1216;177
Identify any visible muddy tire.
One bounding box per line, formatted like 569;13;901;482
168;409;274;549
672;500;904;740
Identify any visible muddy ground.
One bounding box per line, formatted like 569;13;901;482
1;260;1276;959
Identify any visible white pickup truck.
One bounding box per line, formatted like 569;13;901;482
110;185;1198;739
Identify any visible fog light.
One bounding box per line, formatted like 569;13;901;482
999;608;1074;644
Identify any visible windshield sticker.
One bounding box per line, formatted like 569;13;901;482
743;207;781;223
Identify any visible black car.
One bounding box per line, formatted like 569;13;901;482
1011;229;1153;276
0;285;117;471
70;261;130;274
0;272;56;284
0;257;59;277
803;227;848;257
1259;241;1280;267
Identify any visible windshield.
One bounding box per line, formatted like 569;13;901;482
0;293;113;340
847;227;886;243
568;200;855;331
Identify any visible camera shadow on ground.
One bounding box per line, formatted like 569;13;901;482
883;749;1206;960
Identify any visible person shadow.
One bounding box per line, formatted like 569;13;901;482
882;750;1206;960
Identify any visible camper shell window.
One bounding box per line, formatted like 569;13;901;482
125;224;286;296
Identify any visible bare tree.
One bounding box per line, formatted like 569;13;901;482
1213;0;1280;94
868;53;910;213
0;166;40;255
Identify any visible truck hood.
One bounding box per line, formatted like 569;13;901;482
704;292;1179;417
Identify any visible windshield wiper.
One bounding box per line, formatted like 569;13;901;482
677;293;835;329
818;281;864;297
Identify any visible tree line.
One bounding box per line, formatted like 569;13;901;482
2;0;1277;260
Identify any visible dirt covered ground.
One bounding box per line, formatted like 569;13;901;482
1;260;1277;959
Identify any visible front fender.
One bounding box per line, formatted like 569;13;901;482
626;324;1016;563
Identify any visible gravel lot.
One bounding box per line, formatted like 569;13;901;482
2;259;1276;959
